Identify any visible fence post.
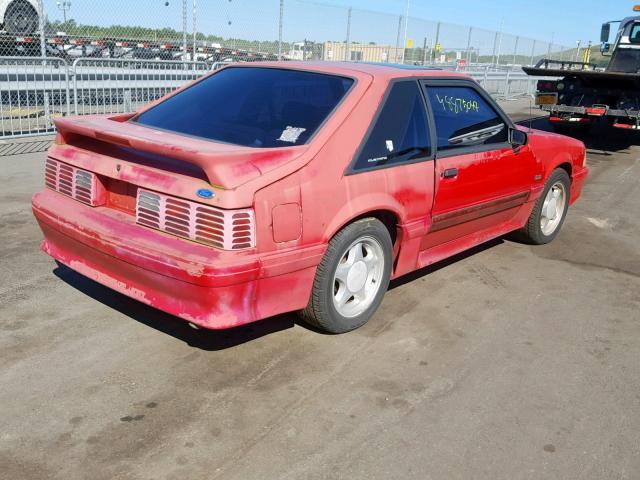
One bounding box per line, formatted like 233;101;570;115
345;7;352;61
44;91;51;129
402;0;410;65
433;22;440;63
192;0;197;63
482;65;489;87
73;58;79;115
422;37;427;65
37;0;46;58
278;0;284;60
124;90;132;112
504;69;511;98
491;31;498;66
395;15;402;63
530;39;536;66
63;59;71;116
182;0;188;58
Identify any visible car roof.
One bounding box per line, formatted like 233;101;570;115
225;61;471;81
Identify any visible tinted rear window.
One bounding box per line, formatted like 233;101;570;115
132;67;354;148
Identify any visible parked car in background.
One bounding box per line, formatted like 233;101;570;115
1;0;39;35
32;62;589;334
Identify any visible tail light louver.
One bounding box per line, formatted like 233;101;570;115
45;158;106;206
136;189;255;250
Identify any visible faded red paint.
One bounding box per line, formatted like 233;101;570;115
32;62;589;329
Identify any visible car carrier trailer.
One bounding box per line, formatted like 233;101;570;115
524;5;640;132
0;32;278;63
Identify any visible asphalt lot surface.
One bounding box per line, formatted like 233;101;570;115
2;99;640;479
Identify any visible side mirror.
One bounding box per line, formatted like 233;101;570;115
601;23;611;43
509;128;527;147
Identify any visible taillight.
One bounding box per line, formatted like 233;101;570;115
135;189;256;250
45;158;106;206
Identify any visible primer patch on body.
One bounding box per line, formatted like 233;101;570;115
278;126;306;143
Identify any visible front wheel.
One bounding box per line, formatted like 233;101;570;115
300;218;393;334
519;168;571;245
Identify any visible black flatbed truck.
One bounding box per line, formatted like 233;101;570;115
524;7;640;132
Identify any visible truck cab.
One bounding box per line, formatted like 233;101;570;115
601;15;640;74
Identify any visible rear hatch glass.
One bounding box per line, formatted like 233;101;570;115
132;67;354;148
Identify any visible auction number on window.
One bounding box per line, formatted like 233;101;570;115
435;94;480;114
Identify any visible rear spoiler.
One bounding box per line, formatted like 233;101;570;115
54;114;306;190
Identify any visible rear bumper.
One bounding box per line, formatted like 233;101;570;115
543;104;640;122
32;189;323;329
570;166;589;205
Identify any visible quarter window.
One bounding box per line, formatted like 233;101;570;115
133;67;353;148
426;86;508;152
353;81;431;171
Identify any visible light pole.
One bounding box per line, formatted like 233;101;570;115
56;1;71;23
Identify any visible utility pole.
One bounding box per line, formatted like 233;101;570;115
547;32;555;58
278;0;284;60
512;36;519;67
465;27;473;63
575;40;581;62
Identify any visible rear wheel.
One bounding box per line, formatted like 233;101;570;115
519;168;570;245
4;1;38;36
301;218;392;334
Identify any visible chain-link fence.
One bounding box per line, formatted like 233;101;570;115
0;0;574;65
0;0;574;138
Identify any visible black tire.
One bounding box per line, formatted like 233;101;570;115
4;1;38;36
519;168;571;245
300;218;393;334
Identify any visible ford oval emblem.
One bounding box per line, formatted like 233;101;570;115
197;188;214;199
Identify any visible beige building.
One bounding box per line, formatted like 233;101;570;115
322;42;404;63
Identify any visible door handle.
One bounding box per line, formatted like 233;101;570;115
442;168;458;179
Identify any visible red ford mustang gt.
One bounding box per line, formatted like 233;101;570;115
32;62;589;333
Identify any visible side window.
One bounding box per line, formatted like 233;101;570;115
426;86;508;152
353;81;431;171
630;23;640;43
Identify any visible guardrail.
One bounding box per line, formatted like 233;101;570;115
0;57;210;138
71;58;209;116
467;68;538;98
0;57;544;139
0;57;70;137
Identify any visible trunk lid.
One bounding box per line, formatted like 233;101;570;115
54;114;308;190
